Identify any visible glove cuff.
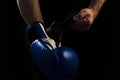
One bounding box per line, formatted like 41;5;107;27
26;22;49;43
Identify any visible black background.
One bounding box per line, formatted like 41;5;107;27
0;0;119;80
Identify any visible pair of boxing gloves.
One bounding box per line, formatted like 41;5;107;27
27;22;79;80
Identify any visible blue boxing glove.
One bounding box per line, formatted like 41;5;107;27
27;22;79;80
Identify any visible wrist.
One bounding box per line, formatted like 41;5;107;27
88;0;106;19
88;7;98;20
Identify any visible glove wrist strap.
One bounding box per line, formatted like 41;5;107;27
26;22;50;43
30;22;49;38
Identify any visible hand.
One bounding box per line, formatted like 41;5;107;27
73;8;96;32
29;22;79;80
28;22;79;80
31;40;79;80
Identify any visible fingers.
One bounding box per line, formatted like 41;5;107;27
73;13;89;24
73;11;90;22
80;10;89;18
73;12;81;21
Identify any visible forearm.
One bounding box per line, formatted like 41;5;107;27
89;0;106;17
17;0;44;25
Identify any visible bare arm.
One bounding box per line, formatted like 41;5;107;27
16;0;44;25
89;0;106;18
